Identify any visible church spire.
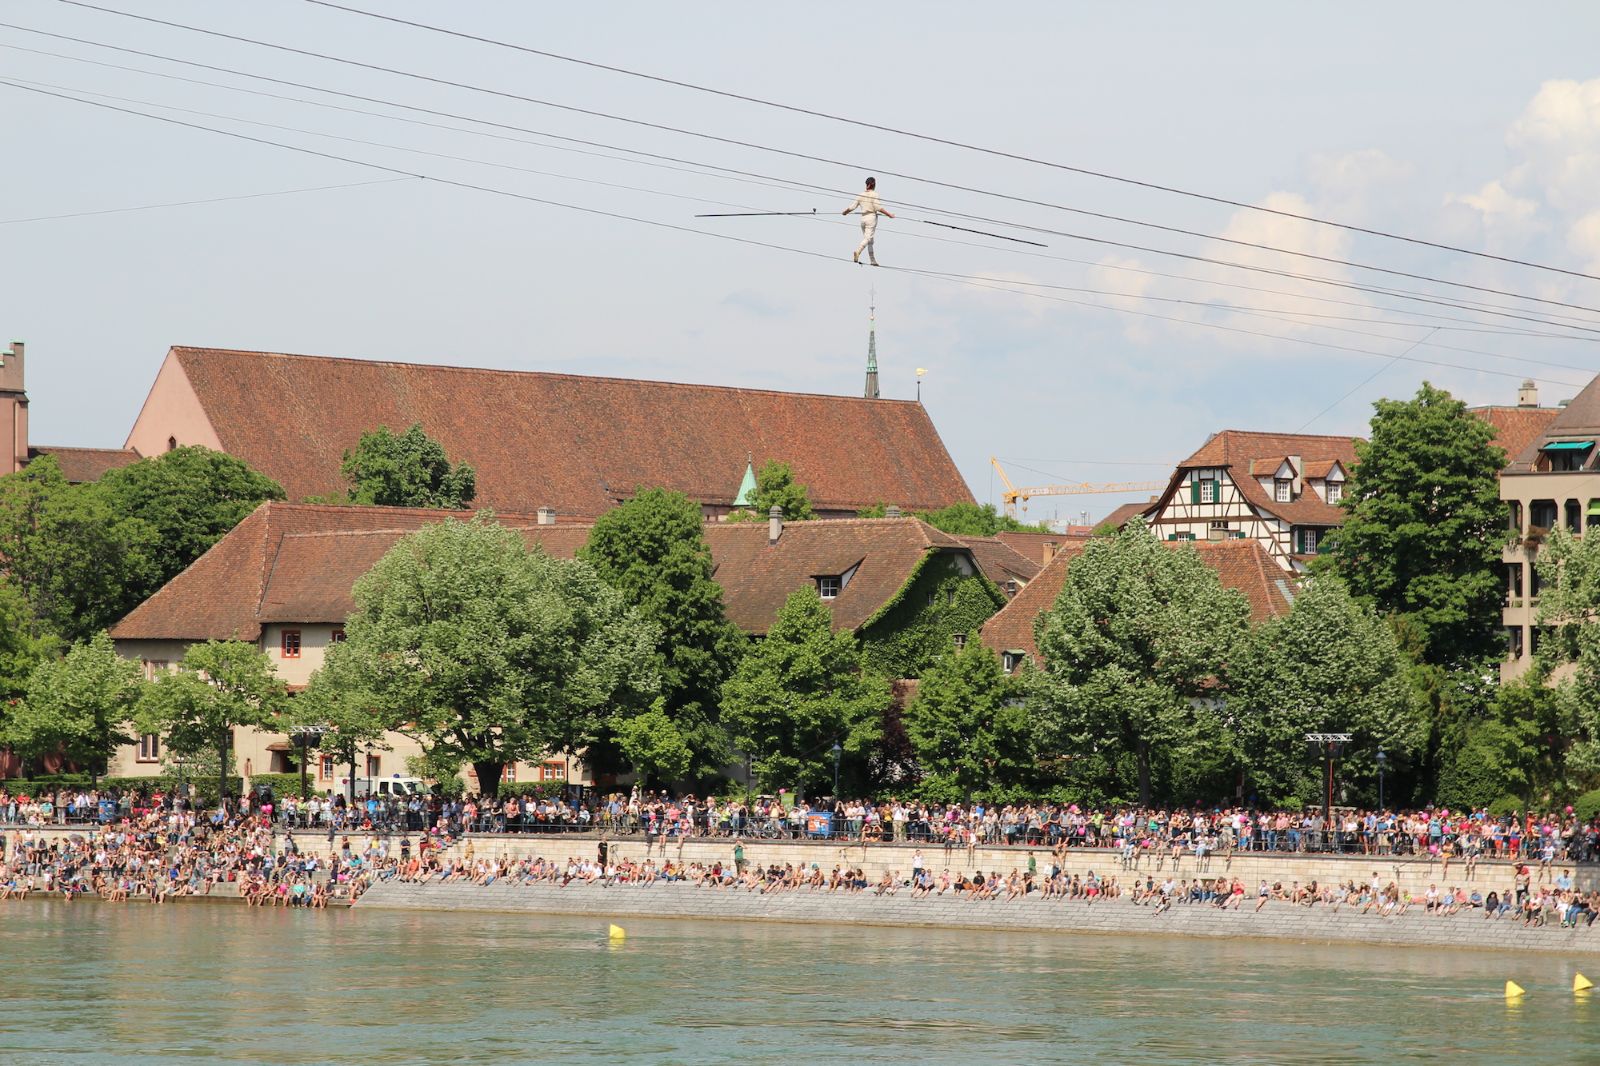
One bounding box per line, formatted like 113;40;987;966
864;289;880;399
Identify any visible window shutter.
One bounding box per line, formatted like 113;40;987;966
1190;478;1200;504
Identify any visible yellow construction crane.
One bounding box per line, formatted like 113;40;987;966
990;457;1164;519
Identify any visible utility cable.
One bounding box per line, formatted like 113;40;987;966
6;27;1598;339
0;176;413;224
297;0;1600;285
1298;328;1442;431
37;2;1600;317
18;72;1592;376
4;78;1579;391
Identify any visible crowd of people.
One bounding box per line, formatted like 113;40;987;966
5;784;1600;867
400;843;1600;934
0;797;400;907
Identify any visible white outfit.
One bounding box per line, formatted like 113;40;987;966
847;190;884;263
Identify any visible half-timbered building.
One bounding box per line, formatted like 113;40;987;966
1135;430;1360;573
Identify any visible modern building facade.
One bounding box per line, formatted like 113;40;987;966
1499;376;1600;677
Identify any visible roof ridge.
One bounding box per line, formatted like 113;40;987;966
173;346;926;407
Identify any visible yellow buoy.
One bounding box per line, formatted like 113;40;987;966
1506;980;1526;999
1576;973;1594;993
608;924;626;940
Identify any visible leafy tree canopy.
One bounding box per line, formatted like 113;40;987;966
1028;520;1249;805
330;515;659;797
579;488;744;782
339;423;476;509
615;701;693;787
905;636;1030;802
0;456;157;641
915;502;1041;536
727;460;815;522
1230;577;1425;807
4;631;142;778
1320;382;1505;665
97;446;284;593
136;639;287;799
721;589;887;795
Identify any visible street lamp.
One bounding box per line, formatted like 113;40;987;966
290;724;329;805
1375;748;1387;811
831;740;843;798
1305;733;1351;850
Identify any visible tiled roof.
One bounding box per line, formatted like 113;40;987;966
111;503;560;641
1094;502;1154;532
1170;430;1357;527
979;538;1294;663
163;347;972;514
993;530;1090;566
952;536;1042;591
1478;402;1569;472
1179;430;1359;471
111;506;978;642
29;446;140;483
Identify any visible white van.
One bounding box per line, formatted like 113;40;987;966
337;775;426;799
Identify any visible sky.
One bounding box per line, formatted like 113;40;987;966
5;1;1600;521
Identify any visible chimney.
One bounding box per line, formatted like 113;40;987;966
768;506;783;544
1043;540;1058;563
0;341;26;475
536;507;556;526
885;505;901;518
1518;379;1539;408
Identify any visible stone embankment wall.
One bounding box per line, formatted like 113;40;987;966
373;833;1598;901
358;879;1600;955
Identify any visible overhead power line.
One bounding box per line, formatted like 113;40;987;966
35;2;1600;320
2;77;1585;392
295;0;1600;285
18;71;1595;376
0;176;412;224
7;24;1600;340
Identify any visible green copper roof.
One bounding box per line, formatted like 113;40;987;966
733;459;757;506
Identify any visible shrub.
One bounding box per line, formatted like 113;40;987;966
1574;789;1600;826
1487;795;1524;818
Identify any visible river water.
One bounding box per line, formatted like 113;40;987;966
2;900;1596;1064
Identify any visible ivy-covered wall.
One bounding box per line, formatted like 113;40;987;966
858;554;1007;679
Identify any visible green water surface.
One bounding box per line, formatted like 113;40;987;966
1;901;1595;1064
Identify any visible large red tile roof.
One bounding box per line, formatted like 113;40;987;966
111;505;989;642
162;347;972;515
1471;405;1560;470
1169;429;1358;526
980;538;1295;663
29;446;140;483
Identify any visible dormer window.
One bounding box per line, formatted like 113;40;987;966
1274;478;1292;503
1002;652;1022;672
1326;482;1342;504
817;575;841;600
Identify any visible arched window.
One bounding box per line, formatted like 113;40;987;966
166;436;177;452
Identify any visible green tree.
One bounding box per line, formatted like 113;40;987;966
331;515;658;797
1028;521;1249;806
1321;383;1505;664
905;637;1030;801
0;456;157;641
1230;578;1424;807
721;589;888;794
4;631;142;778
339;424;476;509
615;701;693;787
136;639;287;800
915;502;1039;536
97;446;284;594
727;460;815;521
1532;527;1600;781
580;488;745;782
292;649;392;801
0;579;57;704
